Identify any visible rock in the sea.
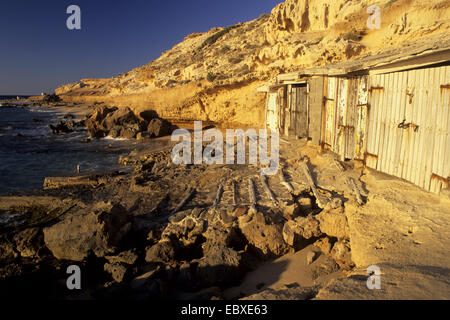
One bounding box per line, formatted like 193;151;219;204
43;202;132;261
12;227;43;258
238;210;289;259
147;118;172;137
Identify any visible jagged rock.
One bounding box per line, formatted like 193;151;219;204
147;118;172;137
12;227;43;258
202;223;244;256
280;200;300;219
49;121;73;134
282;215;321;247
195;245;243;288
316;210;349;239
313;237;333;255
298;197;313;211
238;210;289;259
145;239;176;264
105;250;138;265
43;203;132;261
104;263;128;283
330;240;354;270
0;236;18;264
306;251;317;265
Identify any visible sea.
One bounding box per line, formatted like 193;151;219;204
0;105;154;195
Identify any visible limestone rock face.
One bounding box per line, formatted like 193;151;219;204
316;209;350;239
195;245;243;288
56;0;450;128
43;203;132;261
147;118;172;137
238;211;289;259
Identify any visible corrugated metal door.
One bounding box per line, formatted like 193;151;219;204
367;65;449;193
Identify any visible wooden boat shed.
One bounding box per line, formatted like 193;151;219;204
259;40;450;194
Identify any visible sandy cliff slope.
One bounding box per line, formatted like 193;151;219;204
55;0;450;126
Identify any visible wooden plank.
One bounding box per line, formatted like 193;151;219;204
279;169;295;193
345;177;364;206
170;188;196;215
296;86;308;137
260;175;277;203
248;178;257;211
301;161;327;209
348;79;358;160
355;76;369;159
232;180;238;206
213;184;223;207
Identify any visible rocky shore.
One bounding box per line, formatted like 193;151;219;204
1;102;449;300
0;105;355;299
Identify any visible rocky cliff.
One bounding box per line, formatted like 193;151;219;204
56;0;450;127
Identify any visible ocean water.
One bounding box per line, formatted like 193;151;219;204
0;106;146;194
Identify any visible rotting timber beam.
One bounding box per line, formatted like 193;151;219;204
301;160;327;209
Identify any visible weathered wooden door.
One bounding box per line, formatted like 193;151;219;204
289;85;308;137
266;92;278;131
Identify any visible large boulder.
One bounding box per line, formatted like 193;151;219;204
43;203;132;261
195;245;243;288
0;235;18;264
238;210;289;259
316;210;349;239
12;227;44;258
85;106;118;138
102;107;145;130
147;118;172;137
282;215;322;247
145;239;177;264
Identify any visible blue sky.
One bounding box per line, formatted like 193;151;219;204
0;0;283;95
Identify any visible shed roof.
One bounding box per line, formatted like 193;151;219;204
275;33;450;82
